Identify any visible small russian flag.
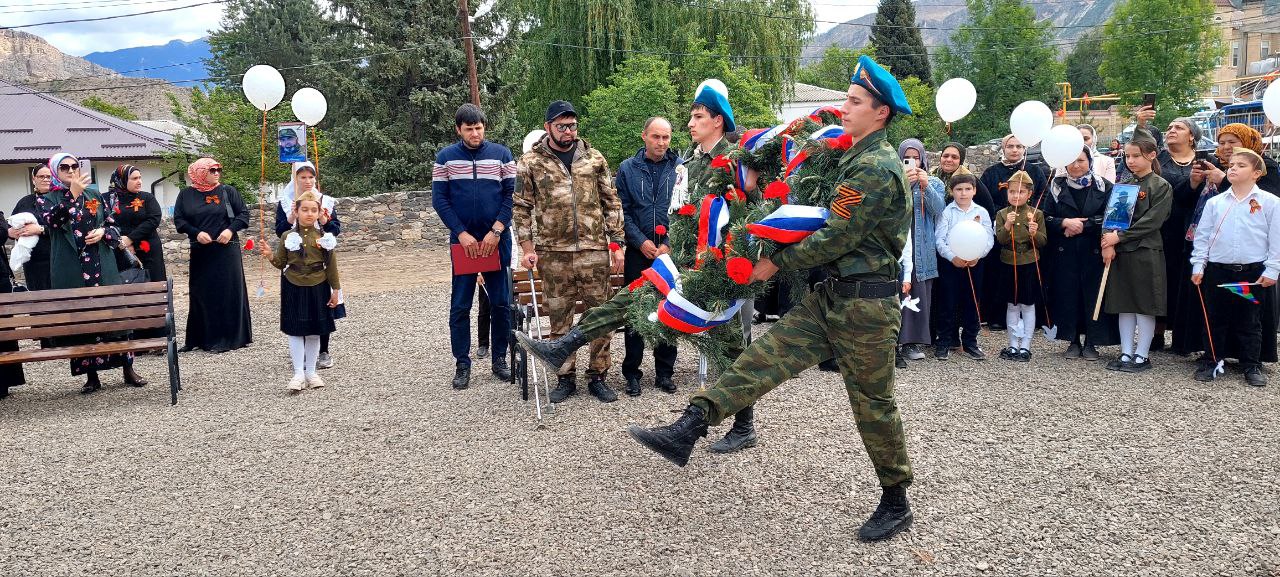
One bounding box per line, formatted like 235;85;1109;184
656;292;746;334
642;254;682;296
746;205;830;244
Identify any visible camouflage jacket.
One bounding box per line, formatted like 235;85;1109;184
772;129;910;282
683;137;738;199
515;136;624;252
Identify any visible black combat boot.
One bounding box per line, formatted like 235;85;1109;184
857;484;913;542
451;363;471;390
491;358;512;381
515;327;589;372
548;373;576;403
708;404;758;453
627;404;709;467
588;375;617;403
624;374;642;397
655;374;677;393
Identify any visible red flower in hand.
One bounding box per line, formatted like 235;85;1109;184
609;242;621;251
655;225;667;236
138;240;151;253
677;204;696;216
827;133;853;150
710;155;731;172
763;181;791;202
243;238;255;251
628;278;646;292
113;204;121;215
726;257;753;284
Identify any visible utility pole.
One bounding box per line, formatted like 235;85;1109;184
457;0;480;106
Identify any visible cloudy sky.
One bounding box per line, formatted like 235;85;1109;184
17;0;870;58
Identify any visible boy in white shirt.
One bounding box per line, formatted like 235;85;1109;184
934;168;994;360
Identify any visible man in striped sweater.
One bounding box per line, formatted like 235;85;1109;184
432;103;517;390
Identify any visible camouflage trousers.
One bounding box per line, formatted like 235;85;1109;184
690;283;913;488
539;249;612;376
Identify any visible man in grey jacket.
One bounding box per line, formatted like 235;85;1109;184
615;117;681;397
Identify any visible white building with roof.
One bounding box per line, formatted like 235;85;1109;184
779;82;847;123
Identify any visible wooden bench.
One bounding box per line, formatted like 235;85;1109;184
509;268;624;401
0;280;182;405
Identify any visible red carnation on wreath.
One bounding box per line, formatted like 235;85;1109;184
677;204;696;216
243;238;255;251
763;181;791;202
710;155;731;172
628;278;646;291
726;257;753;285
708;246;724;260
725;188;746;202
138;240;151;253
655;225;667;236
827;133;853;151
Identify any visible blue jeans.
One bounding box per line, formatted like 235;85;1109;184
450;267;510;367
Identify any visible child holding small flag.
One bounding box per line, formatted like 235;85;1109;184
994;171;1046;361
934;168;993;360
1190;148;1280;386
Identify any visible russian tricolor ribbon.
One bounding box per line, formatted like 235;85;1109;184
809;124;844;140
641;254;682;296
695;193;730;265
656;291;746;334
779;134;796;168
735;159;748;191
783;149;809;180
808;105;843;121
745;205;830;243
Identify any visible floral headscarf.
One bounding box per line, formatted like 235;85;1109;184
109;164;139;195
186;157;222;193
1066;146;1095;189
46;153;77;192
1216;123;1263;164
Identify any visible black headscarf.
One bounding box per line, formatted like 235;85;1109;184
942;142;966;163
109;164;140;195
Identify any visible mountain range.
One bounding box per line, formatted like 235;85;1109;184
804;0;1120;62
83;38;211;84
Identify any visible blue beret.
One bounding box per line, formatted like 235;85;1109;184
694;79;736;133
850;55;913;116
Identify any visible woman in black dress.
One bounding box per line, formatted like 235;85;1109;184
12;164;54;291
1;208;28;399
172;157;252;353
108;165;168;340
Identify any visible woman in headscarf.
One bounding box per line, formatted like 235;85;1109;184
896;139;945;365
11;164;54;291
173;157;252;353
107;164;168;341
34;153;146;393
1152;117;1209;354
1077;124;1117;183
274;161;343;369
932;142;995;213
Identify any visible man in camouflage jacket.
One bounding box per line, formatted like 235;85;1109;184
515;100;625;404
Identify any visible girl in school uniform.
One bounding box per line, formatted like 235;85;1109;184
993;171;1046;361
261;190;341;392
1102;136;1172;373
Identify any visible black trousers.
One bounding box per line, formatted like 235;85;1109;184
1204;262;1265;367
622;246;676;380
935;259;984;349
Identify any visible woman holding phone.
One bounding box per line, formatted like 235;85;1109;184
1156;117;1208;354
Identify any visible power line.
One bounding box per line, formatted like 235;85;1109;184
0;0;225;29
5;0;198;14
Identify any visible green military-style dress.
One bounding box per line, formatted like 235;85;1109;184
1104;171;1172;316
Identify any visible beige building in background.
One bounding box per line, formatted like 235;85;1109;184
1207;0;1280;101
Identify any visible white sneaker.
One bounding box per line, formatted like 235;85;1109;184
306;374;325;389
287;375;306;392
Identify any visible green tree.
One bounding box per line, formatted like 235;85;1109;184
583;55;682;166
1064;30;1106;103
870;0;931;85
163;88;297;200
498;0;813;127
1100;0;1223;125
932;0;1064;144
81;96;138;121
797;45;876;91
888;76;946;149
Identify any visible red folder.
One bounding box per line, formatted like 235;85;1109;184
450;244;501;275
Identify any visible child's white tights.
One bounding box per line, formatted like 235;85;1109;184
288;335;322;377
1005;303;1035;349
1118;313;1156;358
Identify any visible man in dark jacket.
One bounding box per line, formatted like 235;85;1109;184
432;103;516;390
616;117;681;397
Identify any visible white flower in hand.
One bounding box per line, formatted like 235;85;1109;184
317;233;337;250
284;231;303;251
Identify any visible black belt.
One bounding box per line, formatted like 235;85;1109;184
824;277;900;299
1207;262;1263;272
289;262;327;273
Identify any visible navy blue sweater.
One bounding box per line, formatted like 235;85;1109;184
431;140;516;243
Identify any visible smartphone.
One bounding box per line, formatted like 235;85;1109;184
903;158;918;169
77;158;92;175
1141;92;1156;108
1195;150;1209;163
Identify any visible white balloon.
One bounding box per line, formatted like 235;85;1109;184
522;130;546;154
948;219;989;261
291;87;328;126
1264;84;1280;125
242;65;285;112
935;78;977;123
1009;101;1053;147
1040;124;1087;169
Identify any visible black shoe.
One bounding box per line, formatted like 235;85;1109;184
514;327;589;373
627;404;709;467
123;365;147;387
934;346;949;360
0;386;7;399
963;345;986;361
81;373;102;395
818;358;840;372
1063;342;1082;359
451;364;471;390
858;485;913;542
476;345;489;359
549;374;576;403
709;405;758;454
1119;355;1151;373
491;358;512;381
1194;362;1218;382
988;323;1006;331
1017;349;1032;362
655;375;677;394
1150;333;1165;352
1105;354;1132;371
1244;365;1267;387
1082;344;1100;361
625;375;642;397
894;348;907;369
999;346;1016;360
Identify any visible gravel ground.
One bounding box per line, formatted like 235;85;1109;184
2;249;1278;576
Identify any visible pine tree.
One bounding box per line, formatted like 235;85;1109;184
869;0;931;85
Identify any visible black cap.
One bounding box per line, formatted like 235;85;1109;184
279;128;299;139
545;100;577;123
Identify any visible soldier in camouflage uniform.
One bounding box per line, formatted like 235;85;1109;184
627;56;917;542
514;81;762;450
514;100;625;403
